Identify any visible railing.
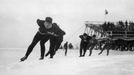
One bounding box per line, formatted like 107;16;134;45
106;31;134;39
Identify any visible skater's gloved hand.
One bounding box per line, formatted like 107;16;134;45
47;32;58;37
53;34;59;37
47;32;54;35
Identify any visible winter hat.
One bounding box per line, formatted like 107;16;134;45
45;17;52;23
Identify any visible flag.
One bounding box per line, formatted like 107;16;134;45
105;9;108;15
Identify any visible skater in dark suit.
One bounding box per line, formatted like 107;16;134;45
87;35;98;56
20;17;61;61
98;38;112;56
79;33;92;57
45;23;66;58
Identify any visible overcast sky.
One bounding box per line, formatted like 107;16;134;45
0;0;134;48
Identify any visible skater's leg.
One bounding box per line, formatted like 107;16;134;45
98;49;104;55
65;48;67;56
54;37;63;56
49;37;56;58
89;44;96;56
55;37;63;52
79;42;83;57
79;45;83;57
98;44;107;55
107;46;110;56
83;47;87;56
40;35;50;59
45;50;50;57
21;32;42;61
83;44;88;56
25;32;42;57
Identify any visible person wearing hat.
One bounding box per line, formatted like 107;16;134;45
20;17;57;61
79;33;92;57
87;34;98;56
64;41;68;56
98;38;112;56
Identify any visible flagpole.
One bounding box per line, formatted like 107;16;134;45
104;9;108;22
104;9;108;37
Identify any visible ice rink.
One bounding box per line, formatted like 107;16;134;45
0;48;134;75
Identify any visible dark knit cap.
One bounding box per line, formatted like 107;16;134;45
83;33;87;36
45;17;52;23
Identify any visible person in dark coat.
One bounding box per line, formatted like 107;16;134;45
64;41;68;56
79;33;92;57
87;35;98;56
20;17;61;61
98;38;112;56
45;23;66;58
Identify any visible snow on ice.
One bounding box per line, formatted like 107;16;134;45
0;48;134;75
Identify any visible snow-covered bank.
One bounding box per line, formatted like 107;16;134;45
0;49;134;75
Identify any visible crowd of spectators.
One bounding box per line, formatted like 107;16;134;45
101;21;134;32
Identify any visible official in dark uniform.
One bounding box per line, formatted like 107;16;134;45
64;41;68;56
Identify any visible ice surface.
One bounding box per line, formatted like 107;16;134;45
0;48;134;75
